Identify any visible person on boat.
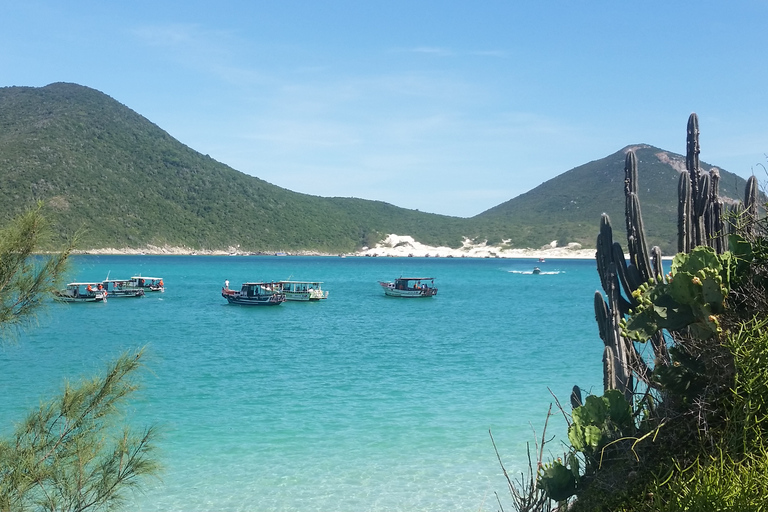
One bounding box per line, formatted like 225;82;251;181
224;280;229;290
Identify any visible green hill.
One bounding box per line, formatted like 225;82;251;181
0;83;468;252
474;145;750;254
0;83;752;254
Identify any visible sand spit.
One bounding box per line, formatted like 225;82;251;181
73;236;596;260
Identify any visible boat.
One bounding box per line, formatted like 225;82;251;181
378;277;437;298
221;281;285;306
278;281;328;301
130;276;164;292
101;279;145;298
54;282;108;303
533;267;541;274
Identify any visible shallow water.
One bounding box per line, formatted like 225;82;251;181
1;255;604;511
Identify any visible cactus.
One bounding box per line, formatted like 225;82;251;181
708;168;726;253
590;114;748;401
678;172;692;253
603;345;618;399
696;173;711;245
650;246;663;282
687;113;706;247
627;193;651;282
624;151;652;283
594;215;635;401
745;175;759;235
570;385;583;409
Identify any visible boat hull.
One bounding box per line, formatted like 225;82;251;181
222;289;285;306
54;293;107;303
284;290;328;301
379;282;437;298
108;289;145;298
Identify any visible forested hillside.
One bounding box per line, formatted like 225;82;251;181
0;83;750;253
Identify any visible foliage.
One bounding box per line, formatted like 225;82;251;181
568;390;633;461
536;390;634;503
622;246;734;342
0;350;160;512
0;203;75;337
0;204;160;511
515;114;768;511
0;83;466;252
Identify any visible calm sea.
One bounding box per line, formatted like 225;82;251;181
1;256;604;512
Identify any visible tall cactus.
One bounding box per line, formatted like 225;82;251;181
687;113;704;247
745;175;759;235
708;168;726;253
678;172;692;253
594;218;633;402
624;152;651;283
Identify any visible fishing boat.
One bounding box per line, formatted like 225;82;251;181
533;267;541;274
278;281;328;301
221;281;285;306
129;276;164;292
102;279;145;298
54;282;108;303
378;277;437;298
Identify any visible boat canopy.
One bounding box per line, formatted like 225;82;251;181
395;277;435;282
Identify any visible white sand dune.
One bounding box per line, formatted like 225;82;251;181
357;234;595;259
73;235;597;259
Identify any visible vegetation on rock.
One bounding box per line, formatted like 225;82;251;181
503;114;768;511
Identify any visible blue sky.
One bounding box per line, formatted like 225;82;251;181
3;1;767;217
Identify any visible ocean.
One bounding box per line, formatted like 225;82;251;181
1;255;604;511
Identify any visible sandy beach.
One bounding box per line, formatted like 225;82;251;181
73;234;596;260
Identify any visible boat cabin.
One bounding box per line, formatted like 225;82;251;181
102;279;145;297
394;277;435;291
241;282;279;297
278;280;328;300
130;276;164;292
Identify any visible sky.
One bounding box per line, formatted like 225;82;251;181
2;1;767;218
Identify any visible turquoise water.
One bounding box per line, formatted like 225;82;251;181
1;256;603;511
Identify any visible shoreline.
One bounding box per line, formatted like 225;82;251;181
71;235;597;260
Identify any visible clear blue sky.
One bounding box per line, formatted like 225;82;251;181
3;1;767;217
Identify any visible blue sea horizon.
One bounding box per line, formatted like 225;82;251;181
1;255;603;511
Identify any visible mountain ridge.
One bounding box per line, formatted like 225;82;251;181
0;82;751;254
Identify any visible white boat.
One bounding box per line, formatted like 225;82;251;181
278;281;328;301
378;277;437;298
102;279;145;298
222;282;285;306
54;282;107;303
130;276;164;292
